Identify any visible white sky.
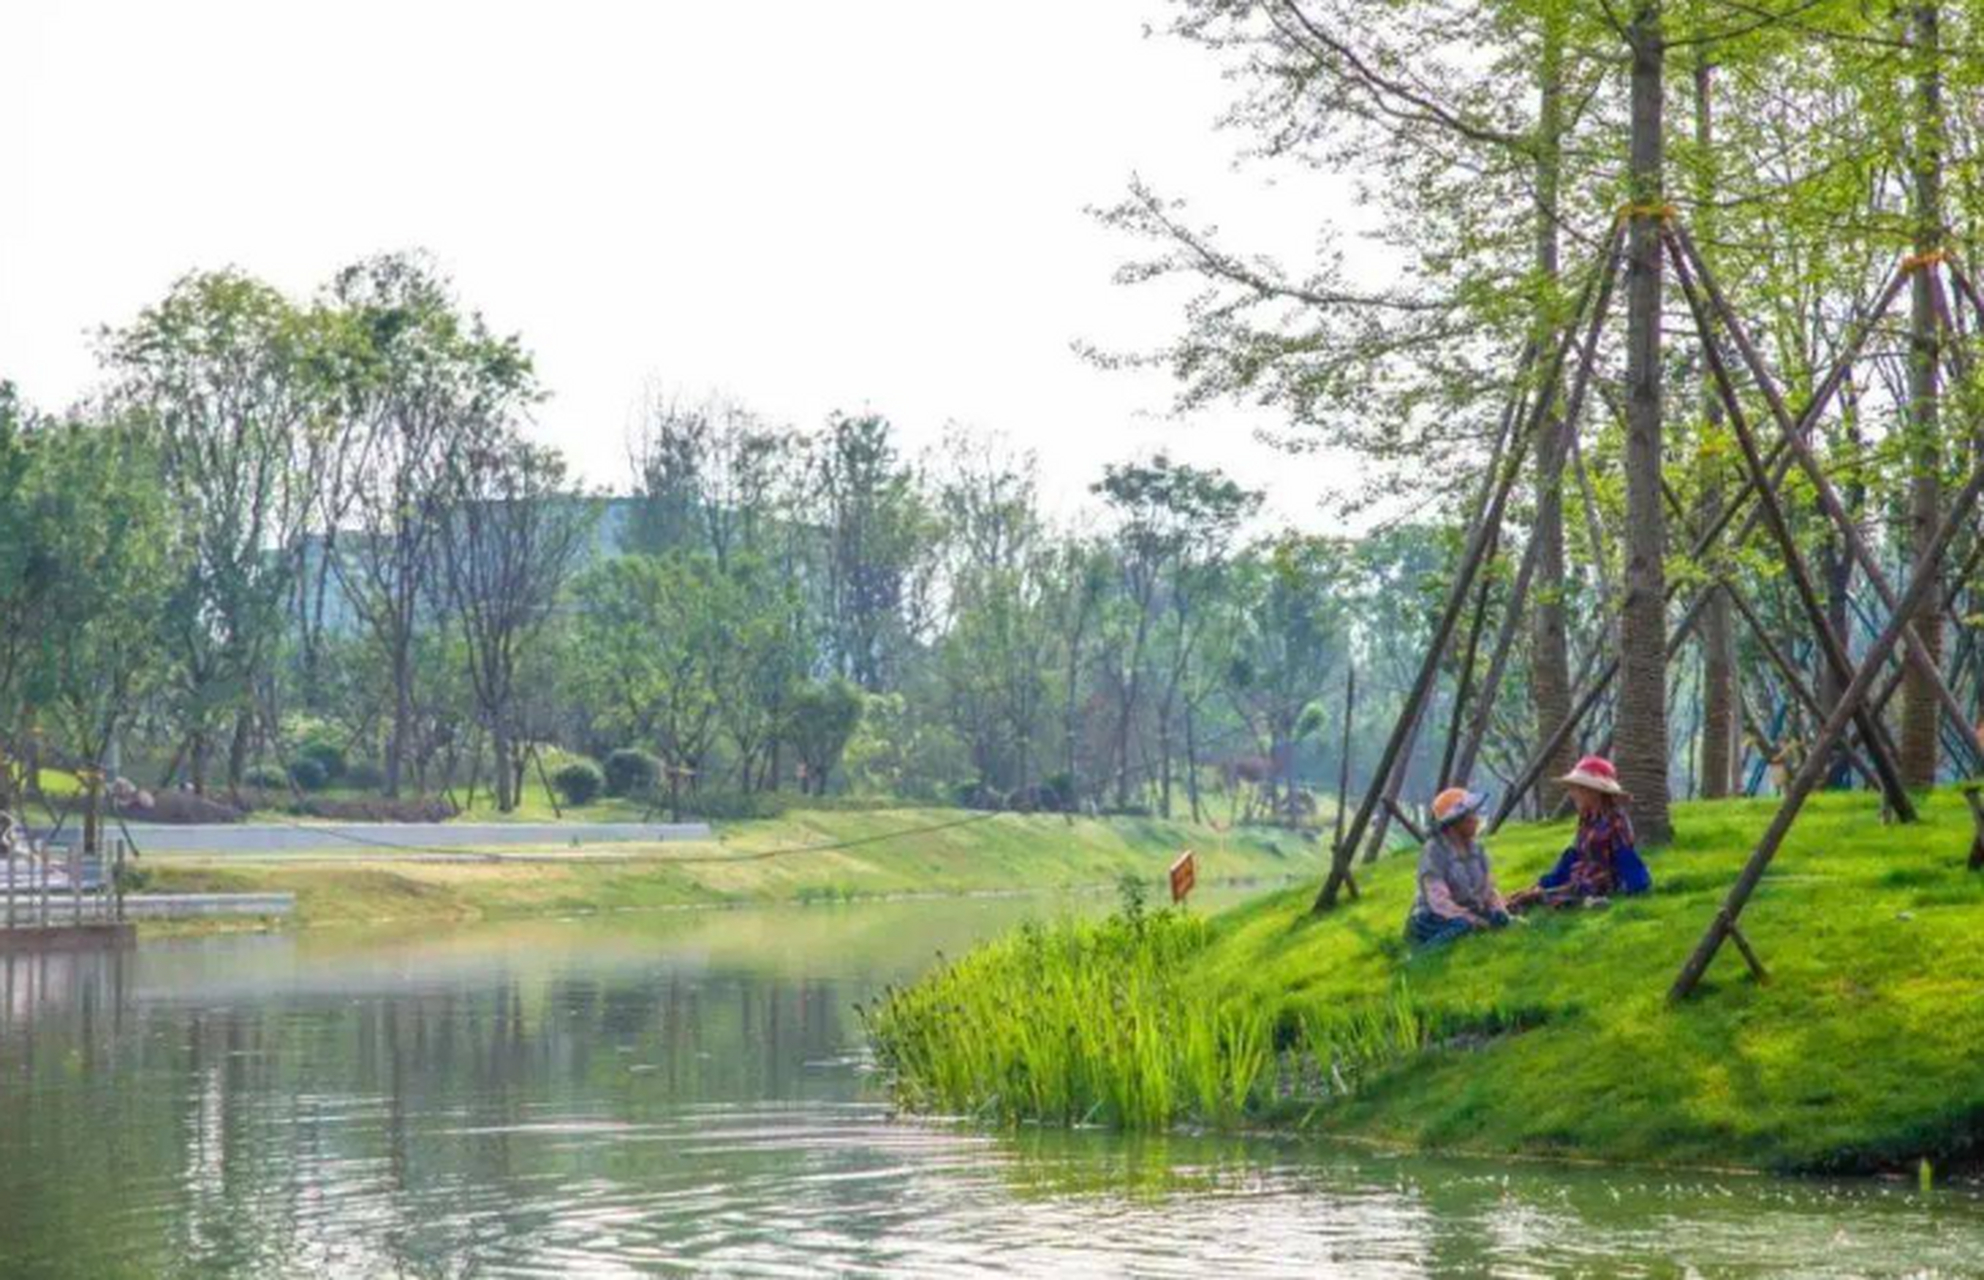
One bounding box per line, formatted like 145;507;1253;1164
0;1;1368;530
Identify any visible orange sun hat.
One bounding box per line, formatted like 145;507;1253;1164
1430;787;1488;828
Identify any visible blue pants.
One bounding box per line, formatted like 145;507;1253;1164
1406;909;1476;950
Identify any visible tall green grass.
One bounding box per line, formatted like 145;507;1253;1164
863;887;1464;1131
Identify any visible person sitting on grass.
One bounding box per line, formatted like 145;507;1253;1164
1508;754;1652;911
1405;787;1512;949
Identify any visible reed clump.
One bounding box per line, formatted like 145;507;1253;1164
863;883;1452;1131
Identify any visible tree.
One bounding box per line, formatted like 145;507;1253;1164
625;390;798;567
716;554;811;792
1226;534;1350;822
436;431;596;811
812;413;934;691
931;433;1059;798
317;253;538;796
100;269;323;793
19;416;173;782
571;553;734;813
1617;0;1674;842
1901;0;1948;789
1093;455;1260;810
788;679;865;796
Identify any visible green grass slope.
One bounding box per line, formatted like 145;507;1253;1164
1189;790;1984;1172
147;808;1308;927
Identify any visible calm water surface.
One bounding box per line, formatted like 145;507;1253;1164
1;892;1981;1278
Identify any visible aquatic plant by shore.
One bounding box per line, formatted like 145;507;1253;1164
862;881;1482;1130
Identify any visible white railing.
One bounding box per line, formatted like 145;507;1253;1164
0;812;125;930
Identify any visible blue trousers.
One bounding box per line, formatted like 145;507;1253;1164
1405;909;1476;950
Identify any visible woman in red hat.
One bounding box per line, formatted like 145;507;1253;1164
1509;755;1652;911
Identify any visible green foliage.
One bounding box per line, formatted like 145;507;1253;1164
0;408;174;767
787;678;865;794
603;748;663;797
572;552;737;786
101;269;319;788
286;757;330;792
243;765;289;791
342;762;386;791
551;758;605;806
294;739;347;785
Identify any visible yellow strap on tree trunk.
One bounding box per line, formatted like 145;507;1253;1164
1617;200;1677;224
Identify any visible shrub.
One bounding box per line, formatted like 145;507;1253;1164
112;789;246;824
603;748;662;798
287;757;330;792
243;765;289;791
551;759;605;807
342;761;385;791
289;795;456;822
669;791;899;820
294;739;346;785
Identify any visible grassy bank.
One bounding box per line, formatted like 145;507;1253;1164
144;808;1308;928
867;790;1984;1174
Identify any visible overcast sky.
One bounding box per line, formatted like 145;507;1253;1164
1;1;1366;529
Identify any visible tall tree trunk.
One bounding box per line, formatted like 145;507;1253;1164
1902;0;1946;790
386;635;412;798
492;721;514;811
1820;377;1869;787
190;731;210;795
1184;701;1203;823
226;709;253;796
1694;48;1738;800
1530;13;1577;813
1619;0;1673;842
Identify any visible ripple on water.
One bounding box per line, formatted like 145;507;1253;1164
5;916;1984;1278
255;1099;1979;1279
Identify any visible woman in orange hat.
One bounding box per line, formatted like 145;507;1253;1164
1509;755;1652;910
1404;787;1513;949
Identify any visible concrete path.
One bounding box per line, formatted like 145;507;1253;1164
41;821;714;857
121;892;296;919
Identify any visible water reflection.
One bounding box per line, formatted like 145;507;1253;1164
0;901;1981;1277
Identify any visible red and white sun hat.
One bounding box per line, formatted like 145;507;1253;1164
1557;754;1629;797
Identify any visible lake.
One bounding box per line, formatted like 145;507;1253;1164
1;892;1981;1277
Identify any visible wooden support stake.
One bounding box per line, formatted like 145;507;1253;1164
1453;514;1549;786
1964;786;1984;873
1665;231;1918;821
1673;226;1981;778
1381;794;1428;846
1438;528;1502;787
1672;422;1984;1000
1314;230;1619;911
1721;582;1882;792
1727;921;1769;983
1453;330;1609;789
1961;786;1984;871
1566;431;1615;607
1334;665;1356;852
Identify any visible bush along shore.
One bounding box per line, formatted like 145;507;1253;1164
143;809;1312;929
864;791;1984;1174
